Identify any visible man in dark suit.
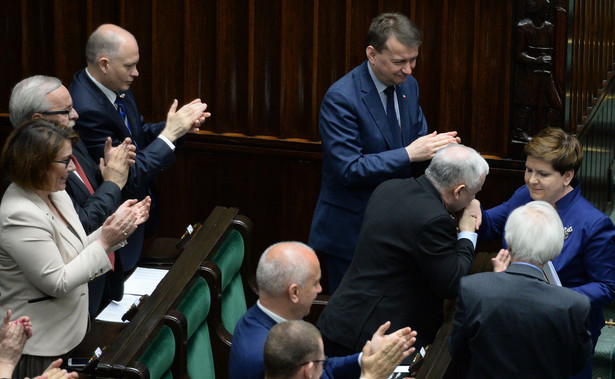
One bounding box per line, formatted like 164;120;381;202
449;200;593;378
69;24;210;271
228;241;416;379
8;75;137;314
308;12;459;293
317;144;489;355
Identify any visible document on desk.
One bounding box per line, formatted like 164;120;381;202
95;294;141;323
95;267;169;323
388;366;410;379
123;267;169;296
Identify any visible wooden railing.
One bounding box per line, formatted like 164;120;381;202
567;1;615;213
576;76;615;213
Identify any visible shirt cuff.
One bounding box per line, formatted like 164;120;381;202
157;134;175;151
357;352;363;367
458;231;477;249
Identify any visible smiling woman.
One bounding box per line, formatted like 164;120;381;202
0;119;150;378
478;127;615;377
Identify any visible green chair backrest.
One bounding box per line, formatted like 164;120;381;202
138;324;176;379
177;276;215;379
212;229;247;334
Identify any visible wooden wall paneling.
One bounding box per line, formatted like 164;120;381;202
471;0;512;157
279;0;315;139
215;1;250;134
0;0;23;113
435;0;475;143
151;0;186;118
122;1;156;121
411;0;445;133
85;0;121;33
52;1;86;84
315;1;347;141
252;0;282;138
345;1;380;73
183;0;213;102
21;1;55;80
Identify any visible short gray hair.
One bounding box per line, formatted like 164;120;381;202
9;75;61;128
505;201;564;265
85;25;128;65
425;144;489;192
264;320;322;379
256;242;313;297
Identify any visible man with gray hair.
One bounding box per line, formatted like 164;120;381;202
449;200;593;377
228;241;417;379
318;144;489;356
9;75;136;314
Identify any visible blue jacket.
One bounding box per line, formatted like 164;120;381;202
228;304;361;379
479;179;615;341
308;61;427;262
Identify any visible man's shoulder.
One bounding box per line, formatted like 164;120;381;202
326;62;367;93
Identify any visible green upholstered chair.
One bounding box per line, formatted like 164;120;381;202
211;229;248;335
138;310;187;379
176;275;216;379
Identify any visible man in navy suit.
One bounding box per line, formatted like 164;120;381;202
69;24;210;272
308;13;459;293
449;201;593;377
228;241;416;379
9;75;137;314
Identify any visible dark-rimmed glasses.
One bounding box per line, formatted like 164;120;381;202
40;107;73;116
53;158;71;169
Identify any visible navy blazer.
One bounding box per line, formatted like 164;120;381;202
309;61;428;262
318;176;474;351
228;304;361;379
69;69;177;270
449;264;593;378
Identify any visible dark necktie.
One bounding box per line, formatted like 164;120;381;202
115;96;139;150
384;86;400;136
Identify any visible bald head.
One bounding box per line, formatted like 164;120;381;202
86;24;140;92
257;242;319;297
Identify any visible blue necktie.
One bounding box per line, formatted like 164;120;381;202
384;86;400;136
115;96;138;150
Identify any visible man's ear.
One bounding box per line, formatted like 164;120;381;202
302;362;315;379
288;283;300;304
453;183;466;199
31;114;43;120
366;46;377;63
98;57;110;73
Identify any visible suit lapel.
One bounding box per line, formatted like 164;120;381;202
49;191;88;259
81;72;136;140
359;62;402;149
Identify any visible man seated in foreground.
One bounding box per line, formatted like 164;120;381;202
228;241;417;379
449;201;593;377
264;320;411;379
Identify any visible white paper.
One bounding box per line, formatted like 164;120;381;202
123;267;169;296
95;294;142;323
388;365;410;379
544;261;562;286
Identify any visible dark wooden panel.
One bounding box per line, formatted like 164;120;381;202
472;0;513;157
0;0;23;113
252;0;282;137
214;1;250;134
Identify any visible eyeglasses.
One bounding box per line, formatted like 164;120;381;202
40;107;73;116
53;158;71;169
299;359;328;368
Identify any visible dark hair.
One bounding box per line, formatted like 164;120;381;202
264;321;322;379
1;119;79;190
366;12;423;52
524;127;583;175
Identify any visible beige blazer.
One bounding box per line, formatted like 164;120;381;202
0;183;114;356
